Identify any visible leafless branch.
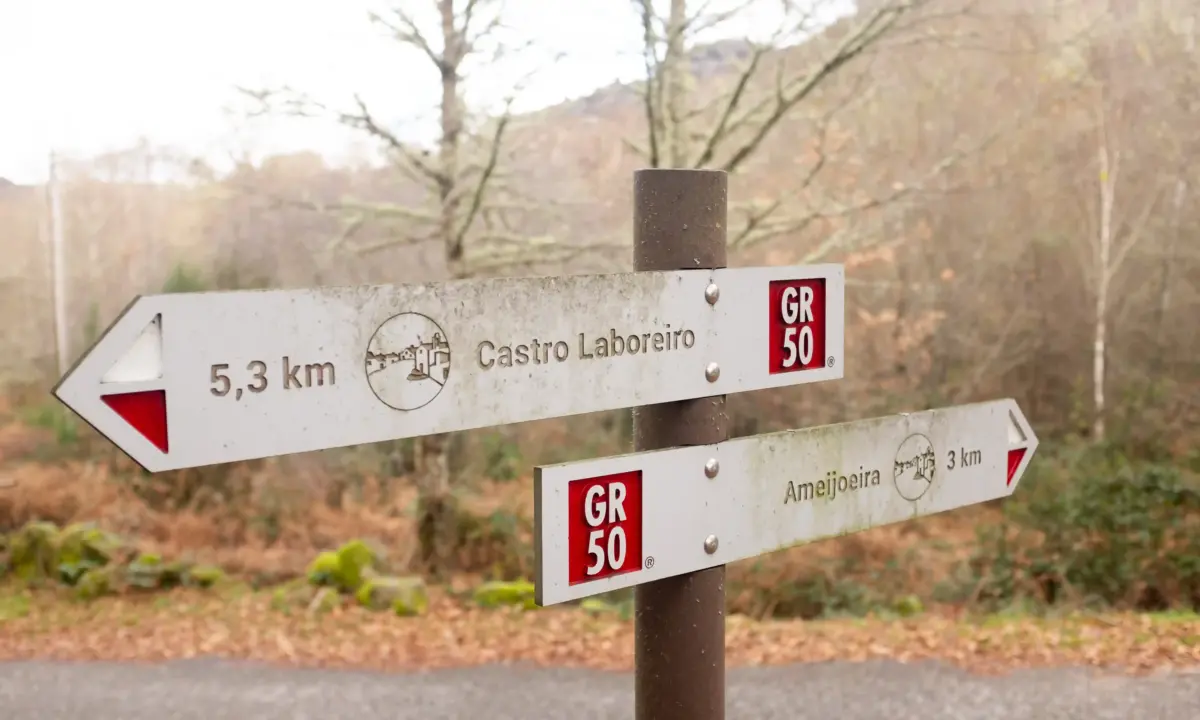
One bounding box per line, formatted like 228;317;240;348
1107;184;1166;281
369;6;444;70
634;0;662;168
690;44;769;168
721;2;915;174
463;237;629;275
731;116;1007;254
453;109;510;252
344;95;447;188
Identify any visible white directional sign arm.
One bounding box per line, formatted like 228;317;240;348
55;265;845;473
534;399;1039;606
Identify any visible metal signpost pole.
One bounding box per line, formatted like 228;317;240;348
632;168;729;720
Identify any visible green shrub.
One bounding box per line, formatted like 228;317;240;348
20;402;80;450
161;264;209;294
186;565;226;589
455;508;532;579
8;521;59;583
481;433;521;483
966;444;1200;611
355;576;428;615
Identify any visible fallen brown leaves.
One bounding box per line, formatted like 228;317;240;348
1;585;1197;676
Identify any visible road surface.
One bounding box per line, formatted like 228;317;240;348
1;659;1197;719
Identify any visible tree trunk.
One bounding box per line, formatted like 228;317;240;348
413;0;468;578
413;433;457;577
663;0;690;168
1092;141;1116;443
1091;267;1109;442
1153;179;1185;367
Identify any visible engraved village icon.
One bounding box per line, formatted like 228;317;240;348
365;312;452;411
893;433;936;501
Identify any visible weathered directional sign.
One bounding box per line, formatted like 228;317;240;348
533;399;1038;606
53;265;845;472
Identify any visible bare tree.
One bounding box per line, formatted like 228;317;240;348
625;0;995;259
1072;10;1165;443
239;0;602;575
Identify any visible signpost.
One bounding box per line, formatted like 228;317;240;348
533;399;1039;606
629;170;729;720
53;263;844;473
52;167;1041;720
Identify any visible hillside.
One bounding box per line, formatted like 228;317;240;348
2;0;1197;458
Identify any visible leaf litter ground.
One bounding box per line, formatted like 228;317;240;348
1;584;1197;676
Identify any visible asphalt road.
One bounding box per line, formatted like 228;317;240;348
1;659;1197;719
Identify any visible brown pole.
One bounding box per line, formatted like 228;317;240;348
632;168;729;720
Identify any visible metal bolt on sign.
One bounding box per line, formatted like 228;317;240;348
705;283;720;305
705;362;721;382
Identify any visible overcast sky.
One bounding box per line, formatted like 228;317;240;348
0;0;833;183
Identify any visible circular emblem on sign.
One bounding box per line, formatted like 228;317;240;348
893;433;936;501
364;312;452;411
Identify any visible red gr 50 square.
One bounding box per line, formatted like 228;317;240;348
567;470;643;585
768;278;827;375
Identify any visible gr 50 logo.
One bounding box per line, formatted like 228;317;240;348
567;470;643;585
768;278;827;374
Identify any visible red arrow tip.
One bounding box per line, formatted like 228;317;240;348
1006;448;1026;486
101;390;169;453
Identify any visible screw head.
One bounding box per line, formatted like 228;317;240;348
704;458;720;478
704;534;719;554
705;362;721;382
704;283;720;305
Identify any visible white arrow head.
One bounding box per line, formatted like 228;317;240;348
1001;398;1039;492
52;296;171;473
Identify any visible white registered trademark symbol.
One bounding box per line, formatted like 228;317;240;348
644;556;656;569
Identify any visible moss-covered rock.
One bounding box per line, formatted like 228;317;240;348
125;552;166;590
55;524;102;585
307;540;380;593
334;540;376;592
56;561;90;587
186;565;226;589
271;578;340;615
580;598;618;615
354;576;428;616
579;596;633;621
306;551;340;587
160;561;190;589
75;566;116;600
893;594;924;617
271;578;308;610
473;579;537;610
57;523;128;568
9;521;59;583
